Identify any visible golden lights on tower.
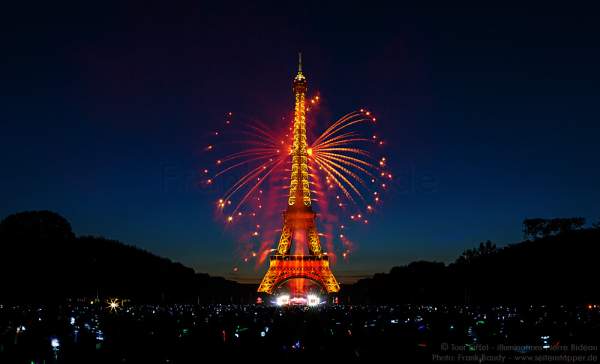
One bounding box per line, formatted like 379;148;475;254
288;52;311;207
202;54;391;278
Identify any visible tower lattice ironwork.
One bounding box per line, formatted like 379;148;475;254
258;54;340;294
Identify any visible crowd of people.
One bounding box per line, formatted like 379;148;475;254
1;302;598;363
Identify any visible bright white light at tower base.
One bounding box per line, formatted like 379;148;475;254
307;294;320;306
276;294;290;306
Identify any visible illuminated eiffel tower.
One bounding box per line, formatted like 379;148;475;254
257;54;340;294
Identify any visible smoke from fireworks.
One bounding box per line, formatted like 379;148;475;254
202;96;390;271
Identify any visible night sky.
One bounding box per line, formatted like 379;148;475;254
2;2;599;282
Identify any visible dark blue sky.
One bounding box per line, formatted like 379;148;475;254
1;2;599;282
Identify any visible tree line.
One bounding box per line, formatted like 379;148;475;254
1;211;598;304
342;217;600;304
0;211;254;303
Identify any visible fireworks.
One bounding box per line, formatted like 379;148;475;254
311;110;381;204
203;101;390;267
208;116;290;221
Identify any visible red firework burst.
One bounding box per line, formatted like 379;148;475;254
202;97;390;270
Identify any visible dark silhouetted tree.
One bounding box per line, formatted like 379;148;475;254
560;217;586;231
523;218;546;240
523;217;585;240
455;240;496;264
0;210;74;241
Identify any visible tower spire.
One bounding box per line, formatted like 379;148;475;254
295;52;305;81
289;53;309;207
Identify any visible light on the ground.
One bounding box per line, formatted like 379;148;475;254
276;294;290;306
307;294;320;306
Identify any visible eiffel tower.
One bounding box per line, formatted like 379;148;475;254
257;54;340;294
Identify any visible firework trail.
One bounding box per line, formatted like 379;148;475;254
202;99;391;271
